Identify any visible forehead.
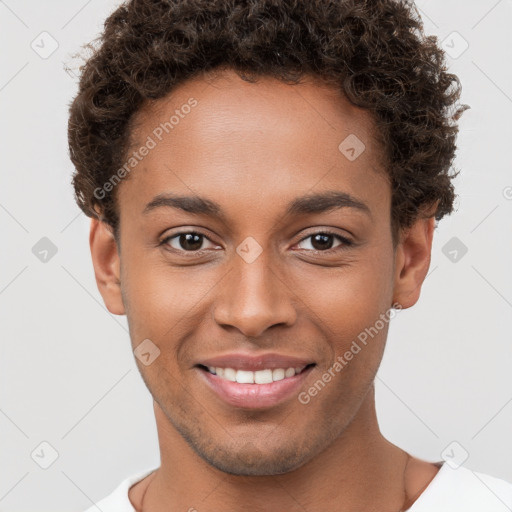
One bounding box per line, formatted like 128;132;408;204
118;68;389;222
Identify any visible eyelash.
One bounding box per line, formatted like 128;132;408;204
159;229;353;256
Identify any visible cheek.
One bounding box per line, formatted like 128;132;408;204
300;255;394;334
295;249;394;381
120;251;220;347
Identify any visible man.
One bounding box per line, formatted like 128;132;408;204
68;0;512;510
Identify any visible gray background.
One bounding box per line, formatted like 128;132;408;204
1;0;511;510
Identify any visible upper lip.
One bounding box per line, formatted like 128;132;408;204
197;352;315;371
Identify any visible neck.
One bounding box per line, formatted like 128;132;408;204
140;386;414;512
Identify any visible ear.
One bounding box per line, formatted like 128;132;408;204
392;215;436;309
89;218;125;315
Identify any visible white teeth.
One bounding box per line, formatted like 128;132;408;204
207;365;306;383
236;370;254;384
223;367;236;381
272;368;285;381
285;367;295;378
254;369;273;384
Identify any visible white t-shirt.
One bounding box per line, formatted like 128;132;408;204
83;462;512;511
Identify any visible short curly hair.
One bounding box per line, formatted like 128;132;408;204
68;0;469;243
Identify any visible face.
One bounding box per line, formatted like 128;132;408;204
94;68;421;476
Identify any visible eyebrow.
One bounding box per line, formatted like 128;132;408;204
142;190;371;220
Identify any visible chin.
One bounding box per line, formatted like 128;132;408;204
197;443;311;476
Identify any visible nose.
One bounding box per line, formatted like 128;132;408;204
212;250;297;339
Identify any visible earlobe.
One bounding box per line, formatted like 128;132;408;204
89;218;126;315
392;216;436;309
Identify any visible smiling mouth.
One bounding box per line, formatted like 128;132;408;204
196;362;316;409
197;364;315;384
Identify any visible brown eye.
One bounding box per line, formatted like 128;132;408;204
162;232;218;252
296;231;352;252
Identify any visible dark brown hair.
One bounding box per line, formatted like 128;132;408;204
68;0;469;242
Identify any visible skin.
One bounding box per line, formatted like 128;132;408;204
90;68;440;511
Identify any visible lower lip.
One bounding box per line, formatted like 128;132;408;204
197;366;314;409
